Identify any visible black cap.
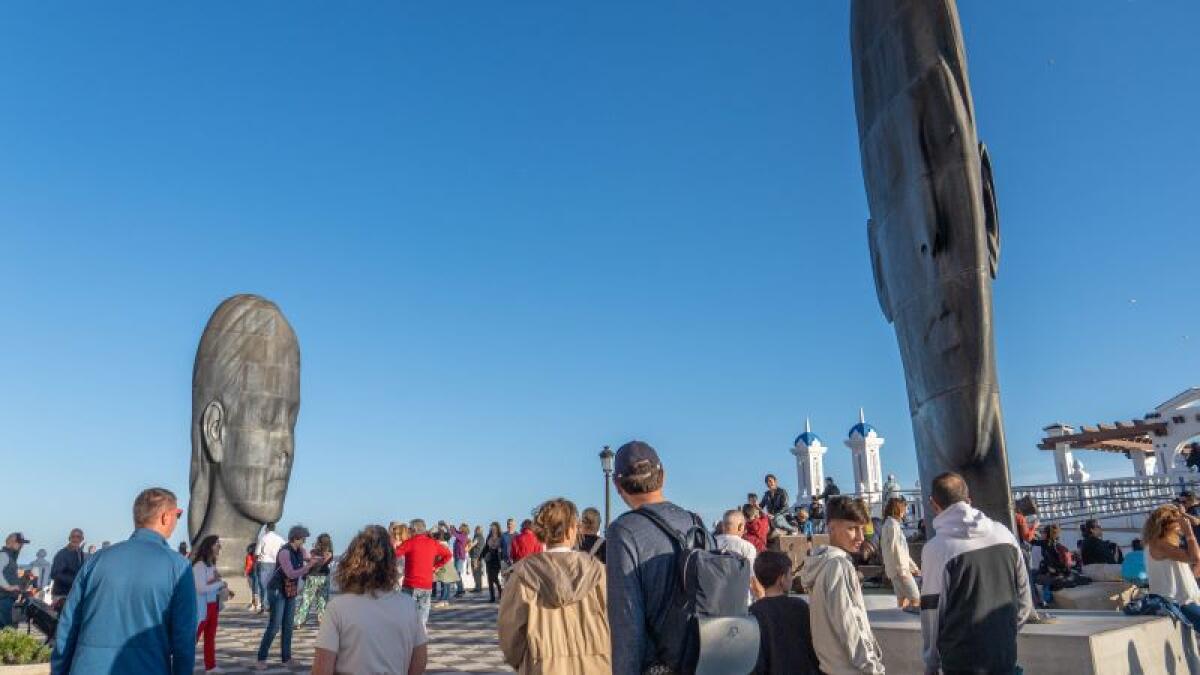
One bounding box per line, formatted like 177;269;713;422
7;532;30;545
614;440;662;479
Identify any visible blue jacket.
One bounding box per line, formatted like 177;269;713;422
52;529;197;675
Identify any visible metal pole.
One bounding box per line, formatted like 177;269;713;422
604;471;612;531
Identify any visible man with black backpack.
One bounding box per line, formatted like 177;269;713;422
606;440;752;675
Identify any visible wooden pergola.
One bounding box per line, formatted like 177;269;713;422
1038;419;1168;455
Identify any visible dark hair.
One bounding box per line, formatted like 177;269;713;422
753;551;792;587
191;535;220;566
1131;538;1143;551
580;507;601;534
521;519;533;529
246;543;256;555
133;487;177;527
930;472;969;508
489;522;501;537
764;474;777;482
287;525;310;542
313;533;333;557
177;541;189;555
336;525;398;595
615;459;664;495
826;496;870;525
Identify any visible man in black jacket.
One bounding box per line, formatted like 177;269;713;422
50;528;86;608
761;475;797;534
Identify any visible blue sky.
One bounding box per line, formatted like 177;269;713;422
2;2;1197;557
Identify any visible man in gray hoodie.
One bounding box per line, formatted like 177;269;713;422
920;472;1031;675
800;496;885;675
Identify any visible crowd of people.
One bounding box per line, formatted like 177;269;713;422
12;442;1200;674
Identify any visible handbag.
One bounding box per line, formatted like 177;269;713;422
282;577;299;599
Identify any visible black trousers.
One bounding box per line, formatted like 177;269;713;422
486;564;502;601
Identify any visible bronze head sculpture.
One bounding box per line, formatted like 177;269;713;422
850;0;1012;528
189;294;300;574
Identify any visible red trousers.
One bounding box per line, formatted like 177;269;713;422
195;601;219;670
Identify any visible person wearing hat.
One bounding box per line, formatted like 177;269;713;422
1;532;32;629
605;440;707;675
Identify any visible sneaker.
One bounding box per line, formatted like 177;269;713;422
254;662;269;671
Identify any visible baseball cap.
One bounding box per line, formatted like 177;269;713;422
7;532;30;545
614;440;662;479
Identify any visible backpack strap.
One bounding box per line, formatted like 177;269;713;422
588;536;605;555
631;507;690;553
630;508;712;552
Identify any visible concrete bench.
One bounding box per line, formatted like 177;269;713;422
1052;581;1140;611
869;607;1200;674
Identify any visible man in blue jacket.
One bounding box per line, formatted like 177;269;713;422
52;487;197;675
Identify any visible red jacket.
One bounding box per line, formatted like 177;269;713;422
395;534;451;590
744;515;769;552
509;527;543;562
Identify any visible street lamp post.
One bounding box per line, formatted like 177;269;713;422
599;445;615;530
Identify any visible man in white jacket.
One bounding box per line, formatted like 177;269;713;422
800;497;885;675
920;472;1032;675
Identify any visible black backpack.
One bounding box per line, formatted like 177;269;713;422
633;508;753;674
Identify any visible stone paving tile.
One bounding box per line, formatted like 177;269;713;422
197;591;511;674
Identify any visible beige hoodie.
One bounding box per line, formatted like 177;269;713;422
799;545;885;675
498;550;611;675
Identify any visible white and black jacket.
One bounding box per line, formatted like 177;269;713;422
920;502;1032;673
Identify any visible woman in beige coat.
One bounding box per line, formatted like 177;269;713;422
498;498;610;675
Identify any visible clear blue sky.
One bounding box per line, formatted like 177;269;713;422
3;2;1197;557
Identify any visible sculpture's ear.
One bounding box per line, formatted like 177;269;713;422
202;401;225;464
980;142;1000;278
868;218;894;323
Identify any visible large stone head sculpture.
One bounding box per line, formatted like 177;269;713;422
189;294;300;571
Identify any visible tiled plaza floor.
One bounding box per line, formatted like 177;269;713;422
198;590;512;674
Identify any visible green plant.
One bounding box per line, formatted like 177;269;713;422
0;628;51;665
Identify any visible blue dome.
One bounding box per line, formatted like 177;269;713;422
848;422;876;438
794;431;821;447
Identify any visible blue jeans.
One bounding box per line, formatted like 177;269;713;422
454;558;466;595
402;587;432;626
1180;603;1200;632
257;562;276;609
257;587;296;663
772;513;798;534
248;570;264;603
0;596;14;629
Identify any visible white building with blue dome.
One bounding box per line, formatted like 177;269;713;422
790;418;827;499
845;408;886;503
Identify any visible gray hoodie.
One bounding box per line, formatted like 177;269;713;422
799;545;885;675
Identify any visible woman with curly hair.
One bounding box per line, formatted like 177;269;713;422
1144;504;1200;630
498;498;610;674
312;525;428;675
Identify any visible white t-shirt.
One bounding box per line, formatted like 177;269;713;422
715;534;758;563
315;590;428;674
257;530;286;564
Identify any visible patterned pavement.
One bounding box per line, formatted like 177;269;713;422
198;590;512;674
